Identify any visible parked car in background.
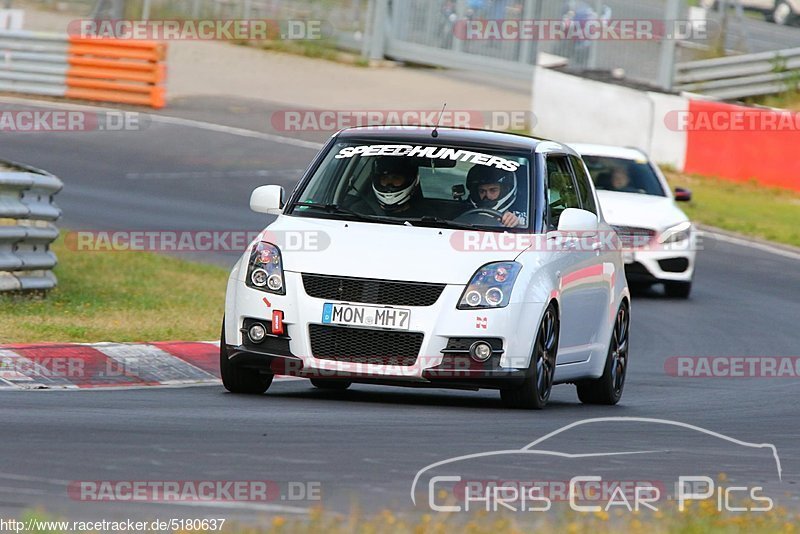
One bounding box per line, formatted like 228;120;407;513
701;0;799;25
569;144;696;298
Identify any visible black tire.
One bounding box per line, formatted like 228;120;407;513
219;319;273;394
310;379;352;390
577;302;629;405
664;280;692;299
500;303;559;410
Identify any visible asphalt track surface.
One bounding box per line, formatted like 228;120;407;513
1;96;799;522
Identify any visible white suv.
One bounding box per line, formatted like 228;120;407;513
569;144;696;299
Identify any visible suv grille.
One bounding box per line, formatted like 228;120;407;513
308;324;423;366
302;273;445;307
612;226;656;249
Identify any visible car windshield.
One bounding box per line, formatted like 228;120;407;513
581;155;666;197
290;141;532;231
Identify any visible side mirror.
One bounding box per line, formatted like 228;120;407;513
674;187;692;202
557;208;598;233
250;185;285;215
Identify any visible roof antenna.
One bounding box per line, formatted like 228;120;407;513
431;102;446;138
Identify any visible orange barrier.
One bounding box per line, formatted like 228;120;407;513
65;36;166;109
683;99;800;192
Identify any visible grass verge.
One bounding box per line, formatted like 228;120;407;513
661;168;800;248
0;236;228;344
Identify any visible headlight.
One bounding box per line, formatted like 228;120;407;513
658;221;692;244
246;241;285;294
457;262;522;310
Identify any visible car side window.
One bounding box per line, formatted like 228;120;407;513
570;155;598;215
546;155;580;228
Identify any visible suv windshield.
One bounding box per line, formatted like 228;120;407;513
581;155;666;197
290;141;532;231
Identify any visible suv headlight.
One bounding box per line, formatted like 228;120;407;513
659;221;692;244
458;262;522;310
246;241;285;294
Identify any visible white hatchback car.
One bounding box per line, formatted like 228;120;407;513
569;144;696;298
222;127;631;409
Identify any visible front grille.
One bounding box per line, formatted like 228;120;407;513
612;226;656;249
302;273;445;307
308;324;423;366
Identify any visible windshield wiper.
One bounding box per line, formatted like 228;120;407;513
404;217;485;230
293;201;407;225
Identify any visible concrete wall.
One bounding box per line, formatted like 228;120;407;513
531;67;688;169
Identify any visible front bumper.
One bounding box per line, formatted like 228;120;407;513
623;244;695;284
225;271;545;388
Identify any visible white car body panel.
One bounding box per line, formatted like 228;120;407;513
226;214;628;384
241;216;520;284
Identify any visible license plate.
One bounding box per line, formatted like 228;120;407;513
321;303;411;330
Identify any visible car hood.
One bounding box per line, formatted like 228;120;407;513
259;215;522;284
596;191;689;231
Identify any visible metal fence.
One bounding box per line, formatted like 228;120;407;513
51;0;682;86
20;0;800;97
674;47;800;99
0;161;62;292
384;0;688;85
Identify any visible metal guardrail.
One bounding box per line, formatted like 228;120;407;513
0;162;62;292
674;47;800;99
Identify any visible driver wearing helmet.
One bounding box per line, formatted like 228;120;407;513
465;165;526;228
367;156;425;216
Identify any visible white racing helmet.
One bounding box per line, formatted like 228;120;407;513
371;157;420;211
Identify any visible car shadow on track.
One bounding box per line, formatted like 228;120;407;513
629;283;688;300
226;383;616;411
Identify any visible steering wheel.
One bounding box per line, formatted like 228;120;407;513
456;208;504;222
